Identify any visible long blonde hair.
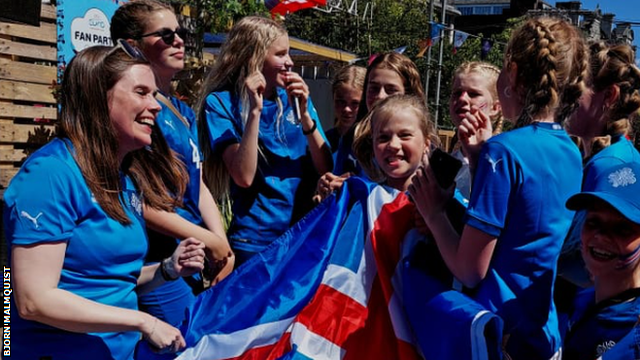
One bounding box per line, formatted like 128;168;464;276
196;16;287;201
506;17;588;128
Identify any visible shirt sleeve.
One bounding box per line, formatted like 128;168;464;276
465;140;516;237
203;93;241;156
4;156;80;246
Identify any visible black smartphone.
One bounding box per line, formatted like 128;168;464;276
429;148;463;188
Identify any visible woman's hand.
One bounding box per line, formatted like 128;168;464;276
142;316;186;354
458;106;493;166
165;237;206;279
313;172;352;203
408;154;455;224
245;71;266;114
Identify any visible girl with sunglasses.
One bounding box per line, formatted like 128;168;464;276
4;45;205;360
111;0;233;328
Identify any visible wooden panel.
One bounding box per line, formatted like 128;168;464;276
41;4;57;22
0;102;57;119
0;59;56;84
0;121;56;142
0;38;56;61
0;146;27;162
0;22;57;43
0;166;19;189
0;80;56;103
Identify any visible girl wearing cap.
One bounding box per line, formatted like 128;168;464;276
110;0;233;328
563;161;640;360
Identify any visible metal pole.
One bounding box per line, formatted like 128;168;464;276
434;0;446;129
424;0;435;106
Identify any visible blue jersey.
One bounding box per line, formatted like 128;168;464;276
560;137;640;287
3;138;147;360
156;94;203;226
465;122;582;359
204;89;328;253
564;288;640;360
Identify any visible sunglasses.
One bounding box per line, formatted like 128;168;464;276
139;27;188;45
113;38;147;61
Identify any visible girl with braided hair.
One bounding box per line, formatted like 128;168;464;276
558;43;640;359
559;42;640;288
409;17;587;359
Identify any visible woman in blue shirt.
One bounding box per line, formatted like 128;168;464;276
111;0;233;327
4;45;205;359
196;16;333;266
410;17;587;359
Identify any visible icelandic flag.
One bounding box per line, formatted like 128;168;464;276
170;177;501;360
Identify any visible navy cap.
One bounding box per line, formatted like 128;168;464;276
566;161;640;225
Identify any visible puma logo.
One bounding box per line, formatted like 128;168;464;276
164;119;175;131
485;154;503;173
20;211;43;229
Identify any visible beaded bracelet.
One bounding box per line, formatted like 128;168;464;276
160;258;178;281
302;119;317;135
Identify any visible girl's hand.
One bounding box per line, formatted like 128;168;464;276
313;172;352;203
166;237;206;279
458;106;493;165
245;71;266;114
408;153;455;224
284;71;309;115
143;316;186;354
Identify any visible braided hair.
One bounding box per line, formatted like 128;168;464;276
587;42;640;157
505;17;588;128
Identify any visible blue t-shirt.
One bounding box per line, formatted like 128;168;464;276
560;137;640;286
465;122;582;359
3;138;147;360
564;288;640;360
204;89;328;251
156;94;203;226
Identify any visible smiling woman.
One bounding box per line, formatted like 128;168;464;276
3;45;204;360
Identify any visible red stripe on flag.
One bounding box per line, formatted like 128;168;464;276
227;332;292;360
370;192;416;305
342;278;422;360
341;192;421;360
296;284;368;346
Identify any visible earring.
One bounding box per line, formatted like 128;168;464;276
503;86;512;99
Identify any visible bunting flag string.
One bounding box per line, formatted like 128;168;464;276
453;30;469;54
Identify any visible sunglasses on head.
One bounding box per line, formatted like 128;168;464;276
139;27;188;45
112;39;147;61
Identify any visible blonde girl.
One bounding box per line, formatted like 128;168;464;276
353;94;438;191
196;16;332;266
448;61;503;199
